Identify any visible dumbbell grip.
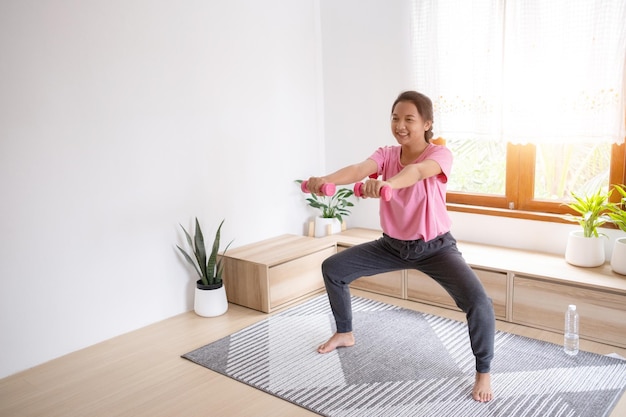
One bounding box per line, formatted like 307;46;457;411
301;181;336;196
354;182;392;201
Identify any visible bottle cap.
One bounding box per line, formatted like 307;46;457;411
569;304;576;310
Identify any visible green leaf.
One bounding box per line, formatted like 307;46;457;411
176;245;203;280
608;184;626;233
215;239;234;280
180;224;194;250
206;219;224;284
193;218;208;285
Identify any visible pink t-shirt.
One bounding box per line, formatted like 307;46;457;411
368;144;452;241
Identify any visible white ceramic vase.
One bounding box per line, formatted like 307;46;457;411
194;282;228;317
564;230;606;267
314;217;341;237
610;237;626;275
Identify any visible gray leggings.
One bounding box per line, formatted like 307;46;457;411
321;232;495;373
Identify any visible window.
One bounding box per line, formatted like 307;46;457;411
411;0;626;220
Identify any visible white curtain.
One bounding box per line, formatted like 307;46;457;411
411;0;626;145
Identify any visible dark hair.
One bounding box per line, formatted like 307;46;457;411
391;91;434;142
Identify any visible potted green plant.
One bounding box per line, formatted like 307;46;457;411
564;188;612;267
608;184;626;275
177;218;233;317
296;180;355;237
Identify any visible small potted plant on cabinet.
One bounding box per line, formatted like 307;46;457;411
564;188;612;267
177;218;233;317
608;184;626;275
296;180;355;237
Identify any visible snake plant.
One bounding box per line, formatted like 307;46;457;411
177;218;233;287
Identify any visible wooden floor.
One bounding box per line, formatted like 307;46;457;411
1;289;625;417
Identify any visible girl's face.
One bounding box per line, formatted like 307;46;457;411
391;101;431;146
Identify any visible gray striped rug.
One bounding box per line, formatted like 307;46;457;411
182;295;626;417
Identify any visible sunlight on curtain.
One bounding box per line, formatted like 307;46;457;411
411;0;626;145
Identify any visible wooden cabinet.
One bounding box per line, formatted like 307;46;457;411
331;228;626;349
222;235;336;313
221;228;626;349
513;276;626;347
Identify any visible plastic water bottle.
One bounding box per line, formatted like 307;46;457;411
564;304;579;356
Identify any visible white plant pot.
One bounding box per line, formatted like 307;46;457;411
194;282;228;317
564;230;606;267
314;217;341;237
611;237;626;275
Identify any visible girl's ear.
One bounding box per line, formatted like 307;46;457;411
424;121;432;131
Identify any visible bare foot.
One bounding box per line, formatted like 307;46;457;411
472;372;493;402
317;332;355;353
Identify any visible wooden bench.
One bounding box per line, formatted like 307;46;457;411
222;228;626;348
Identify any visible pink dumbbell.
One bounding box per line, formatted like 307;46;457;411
301;181;336;196
354;182;392;201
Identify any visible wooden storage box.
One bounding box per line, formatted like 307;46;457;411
332;228;626;348
222;235;336;313
512;275;626;347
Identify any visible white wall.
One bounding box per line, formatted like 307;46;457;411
319;0;621;258
1;0;620;380
320;0;414;173
0;0;325;378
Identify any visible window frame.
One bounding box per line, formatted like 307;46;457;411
446;142;626;223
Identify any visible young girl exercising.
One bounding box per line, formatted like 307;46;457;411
305;90;495;403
